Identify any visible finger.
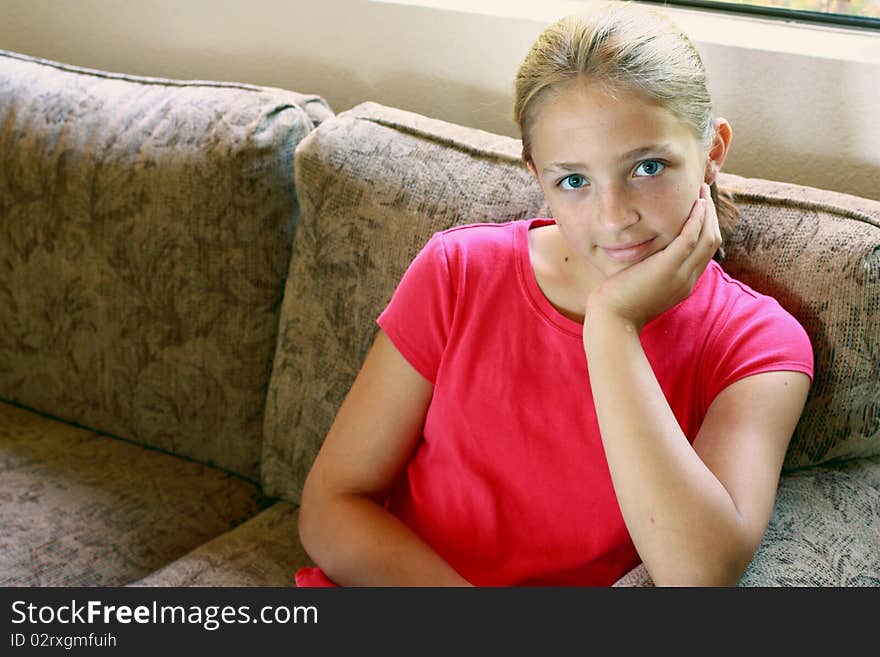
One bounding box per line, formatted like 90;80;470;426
683;184;721;267
699;182;721;249
701;182;718;225
658;184;708;262
677;195;706;254
706;184;722;244
653;207;702;275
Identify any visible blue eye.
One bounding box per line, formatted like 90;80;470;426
559;174;588;190
634;160;665;177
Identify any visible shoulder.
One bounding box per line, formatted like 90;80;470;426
421;220;528;284
665;263;816;411
700;261;764;302
434;220;524;259
697;262;813;375
653;261;813;370
702;262;805;332
683;262;800;329
398;220;527;297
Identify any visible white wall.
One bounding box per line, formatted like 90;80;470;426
2;0;878;200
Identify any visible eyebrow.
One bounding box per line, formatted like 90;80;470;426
543;143;677;173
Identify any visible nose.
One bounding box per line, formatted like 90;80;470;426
598;183;639;231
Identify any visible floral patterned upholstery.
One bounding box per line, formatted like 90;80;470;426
0;401;268;586
0;49;331;479
0;50;329;585
129;502;310;587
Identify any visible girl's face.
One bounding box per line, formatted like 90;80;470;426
527;81;711;283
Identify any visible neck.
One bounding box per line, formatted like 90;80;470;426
551;225;603;301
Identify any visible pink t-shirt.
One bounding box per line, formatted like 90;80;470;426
295;218;814;587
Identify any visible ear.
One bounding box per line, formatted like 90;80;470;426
705;118;732;185
525;158;538;180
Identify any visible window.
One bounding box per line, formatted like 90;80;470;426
639;0;880;29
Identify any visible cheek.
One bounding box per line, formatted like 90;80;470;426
550;206;594;253
550;200;593;236
644;181;696;231
546;193;586;226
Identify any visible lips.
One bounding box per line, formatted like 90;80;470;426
601;238;655;262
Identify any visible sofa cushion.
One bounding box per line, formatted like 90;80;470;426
129;502;310;587
720;175;880;469
612;455;880;587
0;49;331;479
0;401;267;586
261;102;547;502
739;457;880;586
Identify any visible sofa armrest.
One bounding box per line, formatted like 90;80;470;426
740;457;880;586
128;502;310;587
613;456;880;587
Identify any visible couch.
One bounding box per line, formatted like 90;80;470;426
1;50;877;587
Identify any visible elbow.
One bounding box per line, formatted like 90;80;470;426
297;474;367;567
297;473;325;560
646;510;763;587
647;539;754;587
297;499;314;557
651;565;743;588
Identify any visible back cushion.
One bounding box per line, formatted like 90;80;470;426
262;102;546;501
262;101;879;502
0;50;331;479
720;174;880;469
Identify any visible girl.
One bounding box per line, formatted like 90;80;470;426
295;1;813;587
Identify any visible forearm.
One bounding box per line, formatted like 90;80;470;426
299;493;472;587
583;309;748;585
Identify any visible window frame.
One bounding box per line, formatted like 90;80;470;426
638;0;880;30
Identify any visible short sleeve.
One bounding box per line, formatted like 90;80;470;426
703;296;814;408
377;232;455;384
294;566;338;587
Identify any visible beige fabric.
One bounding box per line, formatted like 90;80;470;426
614;457;880;587
720;174;880;469
0;49;334;129
129;502;311;587
0;50;331;478
830;453;880;492
740;458;880;586
0;402;266;586
611;563;654;588
613;456;880;587
261;102;548;502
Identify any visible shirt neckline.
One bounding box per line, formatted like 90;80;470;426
514;217;713;338
515;218;585;337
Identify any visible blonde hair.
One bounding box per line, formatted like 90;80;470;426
514;1;737;259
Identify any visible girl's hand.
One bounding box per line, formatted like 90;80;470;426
585;182;721;333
